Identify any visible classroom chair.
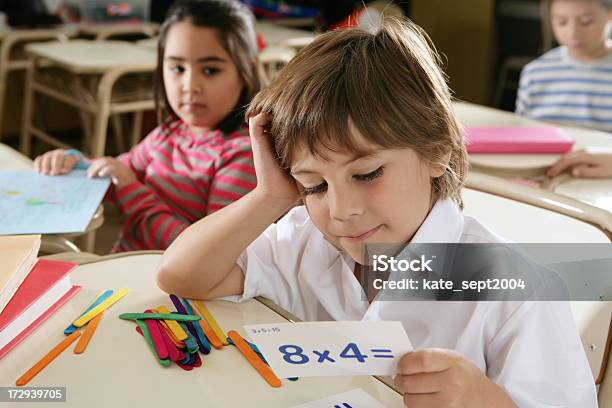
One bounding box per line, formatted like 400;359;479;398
0;29;72;140
465;172;612;239
462;173;611;402
259;45;295;81
20;40;156;158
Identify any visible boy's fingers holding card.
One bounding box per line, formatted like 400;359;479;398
394;370;444;394
397;349;456;375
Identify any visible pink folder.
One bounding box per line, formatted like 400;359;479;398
464;126;575;154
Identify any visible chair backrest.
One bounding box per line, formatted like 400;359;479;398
259;45;295;81
462;175;611;399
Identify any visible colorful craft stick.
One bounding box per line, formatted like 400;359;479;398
119;313;200;322
170;295;208;353
227;330;281;388
177;321;199;353
16;332;81;386
181;299;211;354
64;290;113;335
187;299;224;350
135;319;170;367
192;300;228;346
73;311;104;354
73;288;129;327
144;310;169;360
156;305;188;340
157;320;185;363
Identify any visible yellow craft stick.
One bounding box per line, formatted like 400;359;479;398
16;332;81;386
73;288;129;327
156;305;188;341
74;311;104;354
153;308;185;347
192;300;228;346
158;319;185;348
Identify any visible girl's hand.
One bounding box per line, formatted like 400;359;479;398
34;149;80;175
87;157;136;187
547;149;612;178
248;113;300;204
394;349;517;408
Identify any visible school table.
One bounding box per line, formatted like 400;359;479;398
462;186;611;389
255;21;317;50
0;28;74;140
455;102;612;214
20;40;157;158
0;252;405;407
76;22;159;42
0;142;104;254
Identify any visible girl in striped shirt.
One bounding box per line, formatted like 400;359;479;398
33;0;263;252
516;0;612;133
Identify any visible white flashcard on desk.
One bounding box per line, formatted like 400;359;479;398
289;388;386;408
244;321;413;378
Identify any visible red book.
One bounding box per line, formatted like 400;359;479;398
0;259;80;359
464;126;575;154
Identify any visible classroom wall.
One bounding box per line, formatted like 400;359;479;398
411;0;495;105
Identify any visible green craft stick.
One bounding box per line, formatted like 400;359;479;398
119;313;200;322
135;319;171;367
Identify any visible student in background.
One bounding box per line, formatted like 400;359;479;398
158;19;596;407
516;0;612;133
548;149;612;177
34;0;264;252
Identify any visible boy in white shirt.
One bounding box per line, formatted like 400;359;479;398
158;19;597;407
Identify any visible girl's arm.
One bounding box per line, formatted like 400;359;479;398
157;113;301;299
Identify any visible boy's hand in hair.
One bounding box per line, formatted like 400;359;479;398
547;149;612;178
248;113;300;204
395;349;518;408
87;157;136;187
34;149;80;176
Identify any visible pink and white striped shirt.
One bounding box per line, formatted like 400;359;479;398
110;120;256;252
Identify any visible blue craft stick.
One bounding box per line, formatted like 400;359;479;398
177;320;199;353
170;295;209;354
180;350;195;365
181;298;211;354
64;289;114;335
226;337;298;381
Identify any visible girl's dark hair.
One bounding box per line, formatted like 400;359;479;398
155;0;264;133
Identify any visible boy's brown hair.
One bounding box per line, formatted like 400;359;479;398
247;18;468;208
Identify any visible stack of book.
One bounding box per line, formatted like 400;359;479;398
0;235;80;359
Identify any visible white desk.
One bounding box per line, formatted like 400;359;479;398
0;143;31;170
462;187;611;383
455;102;612;213
0;253;404;407
456;101;612;176
255;21;316;49
0;28;74;140
21;40;156;157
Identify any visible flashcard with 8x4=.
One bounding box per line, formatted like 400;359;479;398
243;321;413;378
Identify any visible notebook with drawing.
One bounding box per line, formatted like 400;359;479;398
464;126;575;154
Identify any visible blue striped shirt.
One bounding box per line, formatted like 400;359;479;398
516;46;612;134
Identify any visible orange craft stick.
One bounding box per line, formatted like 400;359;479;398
227;330;281;388
188;300;223;349
16;332;81;386
74;310;104;354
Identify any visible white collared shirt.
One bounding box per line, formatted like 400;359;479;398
232;199;597;407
